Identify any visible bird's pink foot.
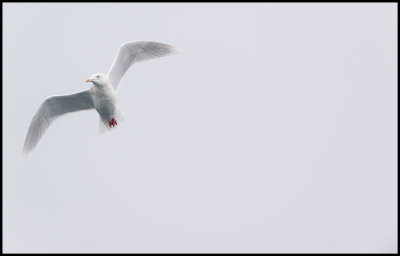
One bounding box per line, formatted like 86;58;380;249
109;117;117;127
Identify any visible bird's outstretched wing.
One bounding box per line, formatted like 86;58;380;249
23;90;94;154
107;41;179;91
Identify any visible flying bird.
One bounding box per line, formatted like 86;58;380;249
23;41;180;154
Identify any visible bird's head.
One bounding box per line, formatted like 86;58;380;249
86;73;108;86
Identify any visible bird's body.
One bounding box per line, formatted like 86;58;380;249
23;41;179;154
89;78;118;128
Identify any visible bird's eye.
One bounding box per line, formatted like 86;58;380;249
96;75;100;78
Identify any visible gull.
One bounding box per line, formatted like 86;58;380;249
23;41;180;155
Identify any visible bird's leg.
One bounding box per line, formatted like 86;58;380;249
108;117;117;127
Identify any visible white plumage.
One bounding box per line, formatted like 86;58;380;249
23;41;179;154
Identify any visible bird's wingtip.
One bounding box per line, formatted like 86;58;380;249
174;47;184;54
22;149;30;159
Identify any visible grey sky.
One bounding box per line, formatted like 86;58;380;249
3;3;397;253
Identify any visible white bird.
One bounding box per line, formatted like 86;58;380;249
23;41;180;154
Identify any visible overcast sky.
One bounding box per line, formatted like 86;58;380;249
3;3;397;253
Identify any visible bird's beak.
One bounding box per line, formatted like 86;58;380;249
85;78;92;83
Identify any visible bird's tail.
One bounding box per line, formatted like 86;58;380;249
99;119;109;134
98;108;124;134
